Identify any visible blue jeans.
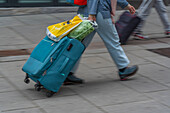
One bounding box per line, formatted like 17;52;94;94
71;12;130;73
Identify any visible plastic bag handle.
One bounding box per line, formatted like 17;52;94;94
89;21;98;29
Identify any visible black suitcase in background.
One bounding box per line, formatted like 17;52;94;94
115;11;141;45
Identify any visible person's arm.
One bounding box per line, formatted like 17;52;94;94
117;0;129;9
117;0;135;14
87;0;99;21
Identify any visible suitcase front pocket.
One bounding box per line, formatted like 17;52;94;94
31;38;57;63
58;57;70;75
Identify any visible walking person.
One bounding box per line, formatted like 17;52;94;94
64;0;138;84
134;0;170;39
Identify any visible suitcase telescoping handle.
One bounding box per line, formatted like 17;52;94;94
59;57;70;76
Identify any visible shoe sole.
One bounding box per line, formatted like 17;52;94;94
133;34;149;40
120;67;138;81
63;81;84;85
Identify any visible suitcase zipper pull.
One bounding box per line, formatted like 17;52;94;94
43;70;47;76
51;43;54;46
50;57;53;62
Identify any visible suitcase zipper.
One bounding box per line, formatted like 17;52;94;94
44;41;71;75
42;70;47;76
40;39;71;77
50;57;53;62
43;39;55;46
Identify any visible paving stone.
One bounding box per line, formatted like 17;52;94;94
85;48;108;54
122;45;144;51
97;53;115;64
156;38;170;44
140;43;170;49
22;87;76;100
0;78;16;92
144;55;170;68
0;28;31;46
74;66;109;83
0;61;32;90
102;100;170;113
0;55;29;62
138;64;170;87
81;56;114;69
71;81;149;106
15;44;35;50
50;12;77;18
127;39;159;45
143;22;163;35
34;95;104;113
0;91;35;111
0;44;34;51
10;25;47;44
146;12;167;27
0;61;76;98
128;49;160;57
2;108;43;113
121;76;168;93
75;63;94;75
82;53;97;58
94;66;117;76
87;41;105;50
50;13;77;21
126;53;151;65
92;65;121;81
0;46;18;51
0;17;24;27
14;14;58;25
145;90;170;107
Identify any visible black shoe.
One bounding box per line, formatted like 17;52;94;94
119;65;138;81
64;72;84;85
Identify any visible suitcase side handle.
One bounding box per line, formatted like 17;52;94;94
59;57;70;76
67;43;73;51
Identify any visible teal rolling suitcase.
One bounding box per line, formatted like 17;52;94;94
22;36;85;97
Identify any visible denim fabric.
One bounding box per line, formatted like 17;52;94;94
71;12;130;73
95;12;130;69
77;0;129;18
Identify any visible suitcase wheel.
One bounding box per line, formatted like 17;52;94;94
24;74;30;84
34;84;42;91
46;91;55;97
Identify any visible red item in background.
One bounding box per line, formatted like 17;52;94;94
74;0;87;6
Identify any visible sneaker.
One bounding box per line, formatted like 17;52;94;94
165;31;170;36
133;32;149;40
64;72;84;85
119;65;138;81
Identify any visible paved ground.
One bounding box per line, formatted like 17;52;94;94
0;6;170;113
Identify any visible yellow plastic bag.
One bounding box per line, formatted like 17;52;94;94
46;15;84;42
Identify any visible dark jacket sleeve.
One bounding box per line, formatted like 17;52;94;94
117;0;129;9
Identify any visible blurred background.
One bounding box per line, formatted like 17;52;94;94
0;0;169;8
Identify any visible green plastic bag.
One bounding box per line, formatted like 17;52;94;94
68;20;95;41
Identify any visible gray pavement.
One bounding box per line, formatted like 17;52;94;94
0;6;170;113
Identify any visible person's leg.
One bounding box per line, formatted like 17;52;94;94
136;0;155;32
96;12;138;80
155;0;170;35
134;0;155;39
64;31;96;84
71;31;96;73
96;12;129;69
